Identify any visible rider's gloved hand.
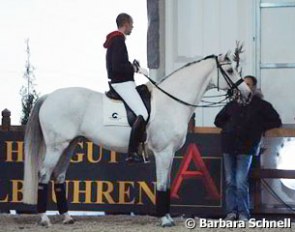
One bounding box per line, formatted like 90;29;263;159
138;67;149;76
132;59;140;72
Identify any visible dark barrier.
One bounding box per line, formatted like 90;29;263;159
0;130;224;217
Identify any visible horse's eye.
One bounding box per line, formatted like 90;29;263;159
227;68;233;74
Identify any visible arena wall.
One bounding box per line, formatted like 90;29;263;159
1;112;295;217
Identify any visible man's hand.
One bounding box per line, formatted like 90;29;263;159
133;59;148;76
132;59;140;72
138;67;149;76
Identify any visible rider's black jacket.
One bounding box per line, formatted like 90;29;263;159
214;92;282;155
103;31;134;84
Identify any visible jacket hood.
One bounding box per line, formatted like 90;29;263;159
103;31;125;48
235;88;264;105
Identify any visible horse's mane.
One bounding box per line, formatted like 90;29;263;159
157;54;217;84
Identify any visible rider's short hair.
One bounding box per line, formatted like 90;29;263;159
244;75;257;86
116;13;132;28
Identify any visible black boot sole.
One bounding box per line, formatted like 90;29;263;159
125;156;145;163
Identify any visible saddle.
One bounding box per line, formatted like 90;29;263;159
105;83;151;127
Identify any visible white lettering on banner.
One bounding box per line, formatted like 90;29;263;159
186;218;292;229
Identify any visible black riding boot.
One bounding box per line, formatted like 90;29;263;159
126;115;146;163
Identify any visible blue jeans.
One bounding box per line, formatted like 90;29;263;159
223;153;253;218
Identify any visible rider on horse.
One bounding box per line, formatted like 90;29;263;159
103;13;148;163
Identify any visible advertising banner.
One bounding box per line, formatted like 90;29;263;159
0;131;223;217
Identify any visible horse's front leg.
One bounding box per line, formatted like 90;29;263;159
154;148;175;227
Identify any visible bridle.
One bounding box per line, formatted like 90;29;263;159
143;55;245;108
213;55;244;94
213;55;247;105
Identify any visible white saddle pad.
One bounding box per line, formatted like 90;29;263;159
103;95;129;127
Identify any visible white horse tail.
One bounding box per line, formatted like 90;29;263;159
23;95;48;205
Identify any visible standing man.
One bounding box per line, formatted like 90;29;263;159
103;13;148;163
214;75;282;221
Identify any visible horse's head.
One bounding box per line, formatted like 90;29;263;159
212;53;252;104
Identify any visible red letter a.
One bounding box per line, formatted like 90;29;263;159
171;143;220;200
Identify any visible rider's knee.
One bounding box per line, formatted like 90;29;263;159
141;111;148;121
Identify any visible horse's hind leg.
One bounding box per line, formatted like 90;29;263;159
52;173;74;224
38;145;67;227
53;182;74;224
52;141;78;225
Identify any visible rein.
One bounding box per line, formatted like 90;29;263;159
143;72;206;107
143;55;241;108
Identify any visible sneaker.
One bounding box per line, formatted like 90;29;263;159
224;213;237;221
238;214;249;222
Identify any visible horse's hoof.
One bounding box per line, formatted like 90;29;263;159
160;215;175;227
161;221;174;227
63;218;75;224
166;214;176;226
38;220;52;227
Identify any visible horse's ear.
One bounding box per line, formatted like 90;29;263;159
218;52;231;62
233;41;244;74
225;51;232;61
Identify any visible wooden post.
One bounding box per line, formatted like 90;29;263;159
252;155;262;214
1;109;11;131
188;113;195;133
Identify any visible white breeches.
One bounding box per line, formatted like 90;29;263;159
111;81;148;121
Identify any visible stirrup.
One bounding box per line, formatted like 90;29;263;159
126;143;150;164
139;142;150;163
126;152;144;163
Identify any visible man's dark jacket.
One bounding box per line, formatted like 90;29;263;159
214;93;282;155
103;31;134;83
